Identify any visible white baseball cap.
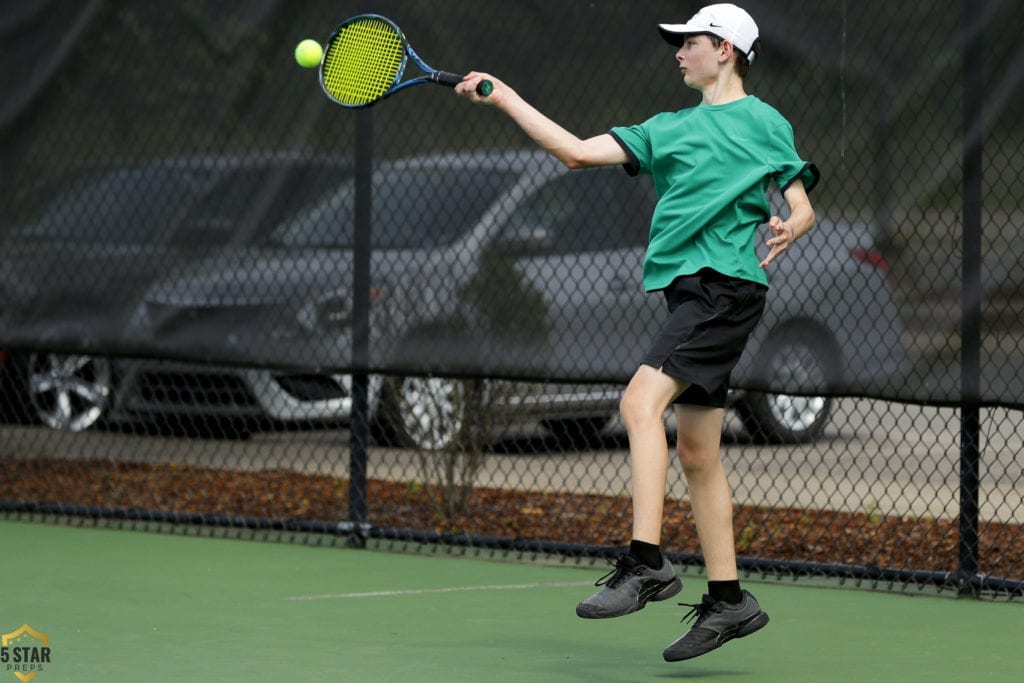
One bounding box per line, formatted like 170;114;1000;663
658;3;759;62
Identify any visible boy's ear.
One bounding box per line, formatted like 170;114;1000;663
719;40;735;62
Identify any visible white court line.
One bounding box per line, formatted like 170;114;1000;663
287;581;593;602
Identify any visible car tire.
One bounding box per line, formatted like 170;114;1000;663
0;353;32;424
24;352;114;432
373;376;480;451
736;327;838;444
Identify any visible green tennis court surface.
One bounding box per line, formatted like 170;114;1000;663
0;520;1018;682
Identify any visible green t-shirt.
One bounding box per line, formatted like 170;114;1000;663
610;95;819;291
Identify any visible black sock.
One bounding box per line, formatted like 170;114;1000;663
708;580;743;605
628;540;663;569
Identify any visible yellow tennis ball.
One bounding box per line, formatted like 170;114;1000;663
294;39;322;68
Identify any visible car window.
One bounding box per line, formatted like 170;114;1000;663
10;169;211;245
7;161;354;249
269;167;521;250
182;162;351;244
499;168;655;254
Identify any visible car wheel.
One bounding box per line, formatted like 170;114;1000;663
736;328;837;444
25;353;114;432
375;376;476;451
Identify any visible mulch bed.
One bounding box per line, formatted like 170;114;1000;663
2;458;1022;582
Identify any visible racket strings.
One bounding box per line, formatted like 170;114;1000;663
322;18;405;106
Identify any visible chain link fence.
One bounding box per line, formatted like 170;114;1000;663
1;0;1022;598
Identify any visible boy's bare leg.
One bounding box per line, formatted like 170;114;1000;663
619;365;687;544
673;404;736;580
663;406;770;662
574;365;685;619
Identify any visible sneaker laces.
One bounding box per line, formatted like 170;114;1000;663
594;554;643;589
677;594;721;625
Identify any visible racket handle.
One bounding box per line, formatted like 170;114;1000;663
433;71;493;97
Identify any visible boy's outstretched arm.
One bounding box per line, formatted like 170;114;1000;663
456;71;627;170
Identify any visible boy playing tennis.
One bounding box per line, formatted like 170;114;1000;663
457;3;818;662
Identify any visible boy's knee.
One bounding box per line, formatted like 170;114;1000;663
619;388;654;429
618;388;637;423
676;440;699;472
676;435;715;473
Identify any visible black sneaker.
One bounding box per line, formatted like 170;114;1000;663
662;590;769;661
576;554;682;619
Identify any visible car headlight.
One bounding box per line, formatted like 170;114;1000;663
296;293;352;334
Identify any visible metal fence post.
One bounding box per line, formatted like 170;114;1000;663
958;0;985;596
347;108;373;546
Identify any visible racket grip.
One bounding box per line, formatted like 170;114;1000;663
433;71;493;97
433;71;465;87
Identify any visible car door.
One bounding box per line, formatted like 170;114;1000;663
494;167;662;380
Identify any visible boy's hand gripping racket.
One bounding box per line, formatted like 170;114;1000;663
319;14;492;108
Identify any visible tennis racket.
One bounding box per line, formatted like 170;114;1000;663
319;14;492;108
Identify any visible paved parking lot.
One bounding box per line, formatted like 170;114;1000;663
2;399;1022;523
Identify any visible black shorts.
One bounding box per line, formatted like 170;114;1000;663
641;268;767;408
